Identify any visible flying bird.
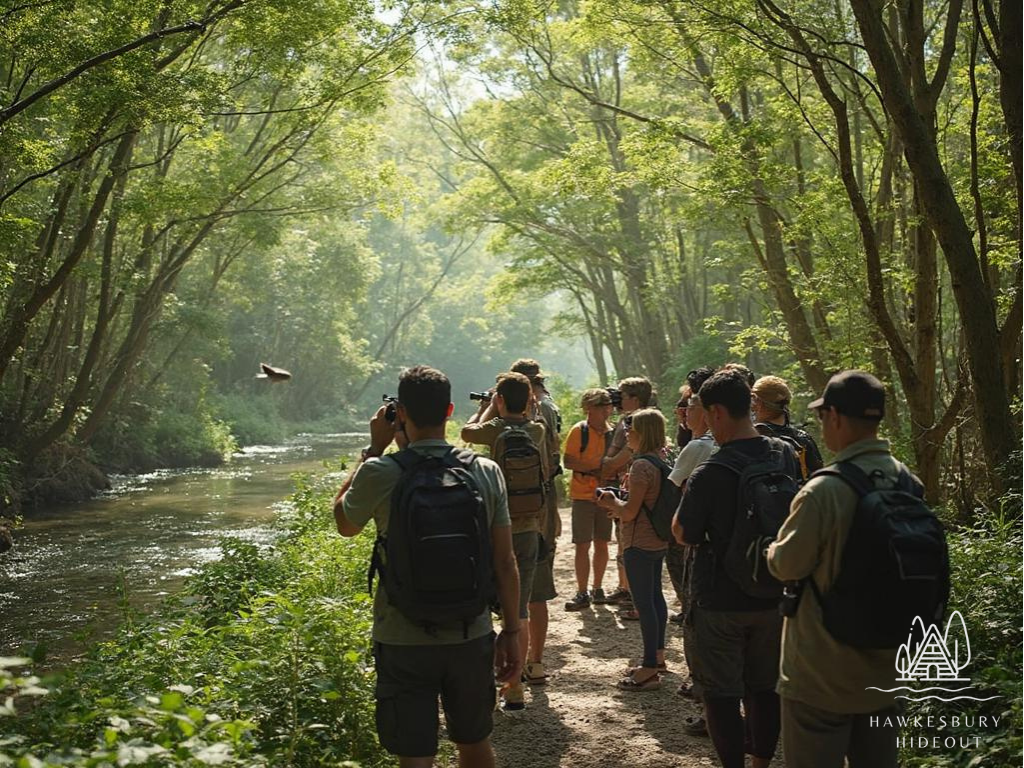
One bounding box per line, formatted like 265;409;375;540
256;363;292;382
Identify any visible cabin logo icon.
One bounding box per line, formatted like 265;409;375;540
866;610;999;703
895;611;970;682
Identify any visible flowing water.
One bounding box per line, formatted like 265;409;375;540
0;433;364;665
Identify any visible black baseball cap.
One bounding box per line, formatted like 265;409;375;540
808;370;885;420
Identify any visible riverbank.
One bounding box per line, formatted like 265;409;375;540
2;465;1018;767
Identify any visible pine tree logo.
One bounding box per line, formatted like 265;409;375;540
895;611;970;682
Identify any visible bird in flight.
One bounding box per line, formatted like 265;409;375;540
256;363;292;382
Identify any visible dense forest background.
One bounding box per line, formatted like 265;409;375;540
0;0;1019;513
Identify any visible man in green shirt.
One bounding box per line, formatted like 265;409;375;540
334;365;522;768
462;371;550;710
767;370;907;768
510;358;563;686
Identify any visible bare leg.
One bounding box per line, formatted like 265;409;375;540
456;738;495;768
592;539;609;590
528;601;548;662
574;542;591;593
399;757;434;768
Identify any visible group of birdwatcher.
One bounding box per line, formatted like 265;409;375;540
333;358;950;768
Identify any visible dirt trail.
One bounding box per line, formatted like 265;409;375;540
488;507;721;768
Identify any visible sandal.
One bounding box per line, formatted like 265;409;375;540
676;680;696;699
622;661;668;675
616;671;661;691
619;608;640;621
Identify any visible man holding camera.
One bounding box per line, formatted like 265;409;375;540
333;366;521;768
510;358;563;685
462;371;551;711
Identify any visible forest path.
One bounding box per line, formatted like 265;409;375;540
487;506;720;768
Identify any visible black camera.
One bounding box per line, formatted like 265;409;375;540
623;414;633;428
605;387;623;408
596;486;628;500
469;391;493;402
382;394;398;422
779;581;803;617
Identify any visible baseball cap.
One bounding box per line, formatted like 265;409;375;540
808;370;885;420
581;388;612;408
752;376;791;409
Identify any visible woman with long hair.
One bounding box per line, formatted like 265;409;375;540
597;407;670;690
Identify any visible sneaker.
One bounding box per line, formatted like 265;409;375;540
564;591;591;611
684;715;708;736
524;661;549;685
501;682;526;711
670;612;685;624
590;587;610;604
606;586;631;604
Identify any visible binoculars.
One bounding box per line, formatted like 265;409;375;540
596;486;628;501
469;391;493;402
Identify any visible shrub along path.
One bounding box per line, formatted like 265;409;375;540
464;507;726;768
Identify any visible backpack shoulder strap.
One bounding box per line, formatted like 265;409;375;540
388;447;424;473
444;446;478;469
813;460;876;498
634;453;669;476
580;422;590;454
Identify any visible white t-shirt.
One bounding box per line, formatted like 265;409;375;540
668;432;717;487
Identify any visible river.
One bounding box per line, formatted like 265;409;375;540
0;433;364;666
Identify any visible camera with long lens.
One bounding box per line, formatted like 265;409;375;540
382;394;398;422
779;581;803;617
605;387;623;408
596;486;628;501
469;391;493;403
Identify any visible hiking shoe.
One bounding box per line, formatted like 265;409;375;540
524;661;549;685
590;587;611;604
670;611;685;624
564;591;591;611
606;587;631;604
501;682;526;711
684;715;708;736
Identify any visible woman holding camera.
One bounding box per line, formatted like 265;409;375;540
596;407;669;691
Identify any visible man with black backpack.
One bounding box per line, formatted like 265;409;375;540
334;366;522;768
767;370;948;768
751;375;824;483
462;371;551;711
677;369;802;768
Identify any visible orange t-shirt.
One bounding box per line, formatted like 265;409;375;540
564;420;610;501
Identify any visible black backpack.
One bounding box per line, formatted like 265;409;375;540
368;447;495;633
708;438;801;599
808;461;949;649
755;422;823;483
492;423;546;521
634;453;682;542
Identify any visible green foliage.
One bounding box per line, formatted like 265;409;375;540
901;503;1023;767
214;394;288;448
1;469;385;767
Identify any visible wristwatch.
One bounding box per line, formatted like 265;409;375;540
360;446;382;461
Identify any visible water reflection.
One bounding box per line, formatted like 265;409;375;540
0;433;364;664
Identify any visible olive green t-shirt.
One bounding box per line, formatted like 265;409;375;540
461;416;550;534
341;439;511;645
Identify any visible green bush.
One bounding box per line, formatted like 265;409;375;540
902;503;1023;767
1;467;387;768
214;393;289;447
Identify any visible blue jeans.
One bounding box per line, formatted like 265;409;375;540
623;547;668;668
